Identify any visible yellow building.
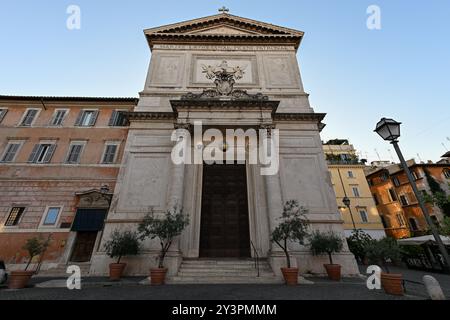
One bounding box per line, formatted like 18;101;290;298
323;140;386;239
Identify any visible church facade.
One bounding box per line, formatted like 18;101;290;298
89;12;359;278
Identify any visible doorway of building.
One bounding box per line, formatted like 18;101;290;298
70;231;98;262
200;163;251;258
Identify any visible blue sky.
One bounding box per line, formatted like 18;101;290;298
0;1;449;163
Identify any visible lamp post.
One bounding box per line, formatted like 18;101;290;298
375;118;450;272
342;196;357;231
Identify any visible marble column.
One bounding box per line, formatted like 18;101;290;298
167;124;191;255
261;124;283;253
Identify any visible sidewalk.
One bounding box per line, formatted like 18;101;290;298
0;276;423;300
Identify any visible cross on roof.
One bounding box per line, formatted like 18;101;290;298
218;6;229;14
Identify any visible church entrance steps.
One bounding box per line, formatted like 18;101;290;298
34;262;91;277
167;259;283;284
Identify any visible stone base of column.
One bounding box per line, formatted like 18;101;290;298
89;250;183;277
269;250;360;277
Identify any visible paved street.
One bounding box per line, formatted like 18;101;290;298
1;265;448;300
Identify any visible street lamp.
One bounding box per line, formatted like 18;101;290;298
375;118;450;272
342;196;357;231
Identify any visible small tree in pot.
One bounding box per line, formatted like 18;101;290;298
309;231;344;281
346;229;373;264
270;200;309;285
8;235;51;289
104;230;140;281
138;207;189;285
364;237;403;295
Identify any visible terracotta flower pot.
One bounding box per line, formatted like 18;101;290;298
324;264;341;281
150;268;168;285
281;268;298;285
8;270;34;289
381;272;404;296
109;263;127;281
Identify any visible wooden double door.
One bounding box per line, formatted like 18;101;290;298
200;163;251;258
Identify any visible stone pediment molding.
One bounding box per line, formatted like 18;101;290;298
144;13;303;50
273;113;326;123
75;189;112;209
170;99;279;115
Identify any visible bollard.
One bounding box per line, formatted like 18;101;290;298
423;275;446;300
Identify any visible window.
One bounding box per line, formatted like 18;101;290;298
381;172;389;181
359;209;369;223
109;110;128;127
50;109;68;126
102;143;119;164
352;187;360;197
399;195;409;206
368;179;373;187
20;109;39;126
373;194;379;206
0;108;8;123
396;213;406;227
66;143;84;164
388;188;398;202
409;218;418;231
41;207;61;226
444;169;450;179
347;171;354;178
28;143;56;164
392;177;400;187
75;110;98;127
4;207;25;226
1;142;22;162
412;171;419;180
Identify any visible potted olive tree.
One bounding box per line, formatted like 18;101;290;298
309;231;344;281
364;237;403;295
104;230;140;281
346;229;373;264
138;207;189;285
270;200;309;285
8;236;51;289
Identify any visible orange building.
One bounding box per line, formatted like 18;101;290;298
0;95;137;271
366;160;450;239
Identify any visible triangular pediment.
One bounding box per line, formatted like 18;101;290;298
188;24;260;36
145;13;304;37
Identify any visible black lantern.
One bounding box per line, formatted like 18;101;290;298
374;118;401;142
342;196;351;208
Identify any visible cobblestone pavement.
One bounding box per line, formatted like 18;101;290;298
0;277;423;300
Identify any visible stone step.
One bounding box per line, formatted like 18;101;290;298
178;265;271;270
181;260;262;265
167;276;283;284
35;264;91;277
178;270;274;277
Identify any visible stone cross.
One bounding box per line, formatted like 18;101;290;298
218;6;229;14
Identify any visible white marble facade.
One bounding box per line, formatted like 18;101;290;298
90;13;359;278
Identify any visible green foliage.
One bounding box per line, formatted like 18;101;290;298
22;235;52;271
423;168;450;216
270;200;309;268
309;231;344;265
104;230;140;263
363;237;402;272
138;207;189;268
439;217;450;236
346;229;373;263
424;168;444;194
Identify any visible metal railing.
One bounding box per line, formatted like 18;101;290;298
250;240;260;277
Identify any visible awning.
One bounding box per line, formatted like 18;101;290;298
397;235;450;246
71;209;107;232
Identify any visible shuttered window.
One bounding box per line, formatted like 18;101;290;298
5;207;25;226
0;109;8;123
66;144;84;164
51;110;67;126
75;110;99;127
108;110;127;126
102;144;118;164
28;144;56;163
20;109;39;126
1;143;21;162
